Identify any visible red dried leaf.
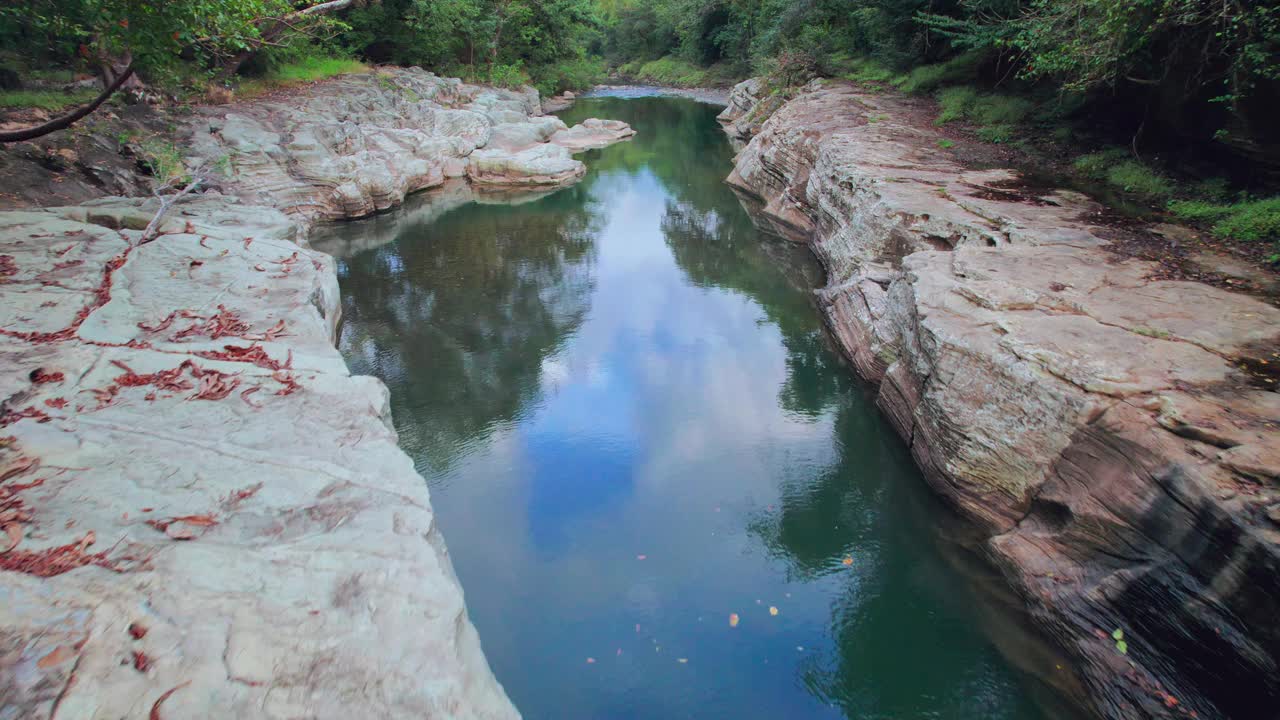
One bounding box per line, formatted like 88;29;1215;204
30;369;65;384
150;681;191;720
0;531;119;577
2;522;21;553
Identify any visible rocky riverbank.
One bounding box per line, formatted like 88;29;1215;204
720;78;1280;719
0;68;635;718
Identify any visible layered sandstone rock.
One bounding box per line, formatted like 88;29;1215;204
188;68;633;221
0;196;519;719
723;78;1280;719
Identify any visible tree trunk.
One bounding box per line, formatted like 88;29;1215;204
0;63;136;143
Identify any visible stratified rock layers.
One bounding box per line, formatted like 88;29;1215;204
721;79;1280;720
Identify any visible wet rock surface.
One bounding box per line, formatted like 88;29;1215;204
722;78;1280;719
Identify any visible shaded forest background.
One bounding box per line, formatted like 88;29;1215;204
2;0;1278;249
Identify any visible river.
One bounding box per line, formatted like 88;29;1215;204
314;91;1052;720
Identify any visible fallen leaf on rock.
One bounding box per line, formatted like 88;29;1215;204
37;644;76;669
128;622;148;639
2;522;21;553
150;681;191;720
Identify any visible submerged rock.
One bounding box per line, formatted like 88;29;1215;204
723;77;1280;719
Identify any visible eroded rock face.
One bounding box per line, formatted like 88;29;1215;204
189;68;634;221
724;78;1280;719
0;196;519;719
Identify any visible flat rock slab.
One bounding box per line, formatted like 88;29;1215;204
188;68;634;222
0;196;517;719
723;77;1280;719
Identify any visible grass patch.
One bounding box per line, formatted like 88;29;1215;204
617;56;739;87
977;124;1016;144
935;86;977;125
937;138;955;149
0;88;98;111
894;51;985;94
1169;197;1280;243
237;55;368;98
1074;148;1174;201
971;94;1034;126
933;87;1031;142
1106;161;1174;200
830;55;897;84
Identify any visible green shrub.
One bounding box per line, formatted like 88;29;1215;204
531;56;606;97
489;62;531;89
1170;197;1280;242
935;86;977;124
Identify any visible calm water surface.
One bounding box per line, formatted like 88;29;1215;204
317;94;1049;719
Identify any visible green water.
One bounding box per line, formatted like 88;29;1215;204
316;93;1053;720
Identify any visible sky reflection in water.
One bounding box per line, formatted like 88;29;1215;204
319;95;1047;720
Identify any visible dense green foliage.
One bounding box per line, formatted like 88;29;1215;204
1;0;1277;248
337;0;605;94
1;0;298;83
594;1;1279;156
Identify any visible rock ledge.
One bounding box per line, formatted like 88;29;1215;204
722;78;1280;720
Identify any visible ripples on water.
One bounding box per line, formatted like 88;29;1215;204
315;94;1058;720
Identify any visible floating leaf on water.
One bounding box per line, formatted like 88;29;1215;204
769;606;779;616
636;554;647;560
677;658;688;664
586;657;595;664
729;613;740;628
842;556;853;566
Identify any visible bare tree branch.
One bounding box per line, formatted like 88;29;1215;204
138;171;207;245
0;62;135;143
